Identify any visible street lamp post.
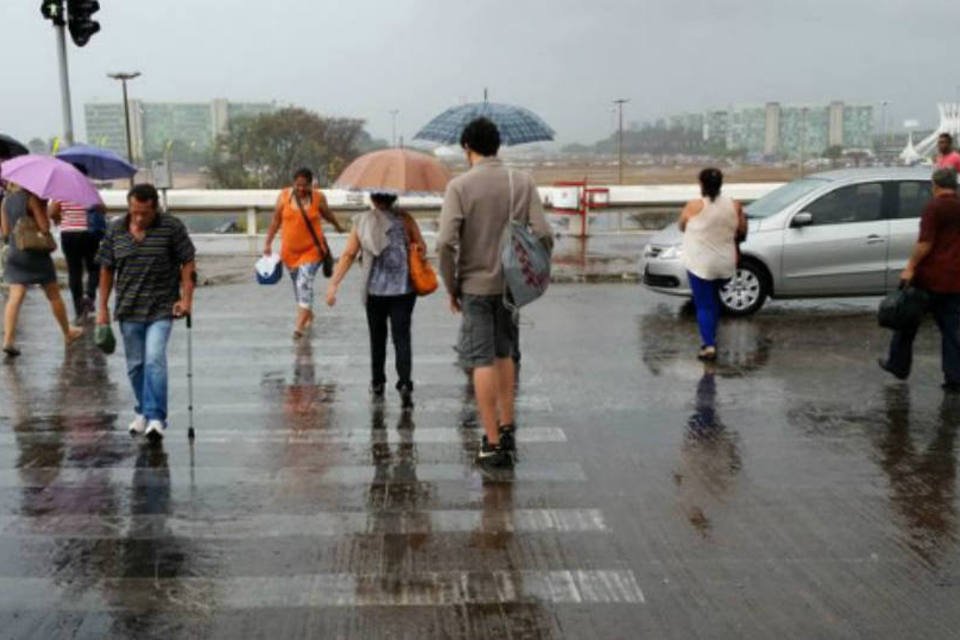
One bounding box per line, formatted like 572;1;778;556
107;71;141;170
799;107;808;178
880;100;889;146
389;109;400;148
613;98;629;185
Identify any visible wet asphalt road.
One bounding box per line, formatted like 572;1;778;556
1;275;959;639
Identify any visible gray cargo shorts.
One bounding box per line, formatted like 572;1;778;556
457;294;517;369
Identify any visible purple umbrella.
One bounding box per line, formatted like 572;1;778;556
0;154;102;207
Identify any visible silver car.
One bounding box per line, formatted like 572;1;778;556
641;167;933;315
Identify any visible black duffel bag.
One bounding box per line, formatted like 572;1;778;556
878;285;930;331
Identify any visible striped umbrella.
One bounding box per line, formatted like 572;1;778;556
414;102;555;147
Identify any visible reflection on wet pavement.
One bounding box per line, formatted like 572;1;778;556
674;367;742;538
2;278;960;638
874;387;959;568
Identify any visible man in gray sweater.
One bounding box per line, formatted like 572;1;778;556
437;118;553;470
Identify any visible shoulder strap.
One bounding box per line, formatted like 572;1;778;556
508;170;516;223
398;209;418;242
292;190;325;255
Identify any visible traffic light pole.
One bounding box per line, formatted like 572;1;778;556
54;23;75;146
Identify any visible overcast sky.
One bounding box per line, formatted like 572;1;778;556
2;0;955;146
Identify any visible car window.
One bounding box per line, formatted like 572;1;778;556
805;182;883;225
745;178;828;218
893;181;932;219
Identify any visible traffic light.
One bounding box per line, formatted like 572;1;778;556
66;0;100;47
40;0;65;26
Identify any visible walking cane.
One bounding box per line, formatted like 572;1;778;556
185;268;198;442
186;312;195;441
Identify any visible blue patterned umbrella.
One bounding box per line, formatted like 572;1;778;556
414;102;555;146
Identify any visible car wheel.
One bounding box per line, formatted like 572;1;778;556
719;260;769;316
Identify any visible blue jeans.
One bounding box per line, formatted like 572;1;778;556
688;272;722;348
885;292;960;385
120;319;173;423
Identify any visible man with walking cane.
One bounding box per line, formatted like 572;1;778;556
97;183;197;443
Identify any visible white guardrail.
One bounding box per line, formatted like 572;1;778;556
80;183;783;256
98;183;782;219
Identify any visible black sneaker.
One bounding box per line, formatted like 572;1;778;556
878;359;909;381
397;382;414;410
371;383;385;400
498;424;516;453
476;436;513;469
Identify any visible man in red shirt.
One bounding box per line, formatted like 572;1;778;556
935;133;960;172
880;167;960;391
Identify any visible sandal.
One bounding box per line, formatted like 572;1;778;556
66;327;85;346
697;346;717;362
292;329;304;340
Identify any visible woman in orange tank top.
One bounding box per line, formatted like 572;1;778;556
264;168;345;338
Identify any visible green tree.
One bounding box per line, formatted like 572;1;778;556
823;145;844;168
209;107;368;188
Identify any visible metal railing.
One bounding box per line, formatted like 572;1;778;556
94;183;781;246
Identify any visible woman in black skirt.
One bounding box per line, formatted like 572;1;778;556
1;183;83;358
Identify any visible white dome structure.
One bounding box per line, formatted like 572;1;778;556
902;103;960;162
900;131;922;165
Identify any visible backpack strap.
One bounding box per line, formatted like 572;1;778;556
502;169;520;321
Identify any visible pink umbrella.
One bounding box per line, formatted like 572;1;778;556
334;148;451;194
0;154;103;207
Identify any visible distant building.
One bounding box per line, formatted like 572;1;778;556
673;101;875;158
668;113;704;134
84;99;275;163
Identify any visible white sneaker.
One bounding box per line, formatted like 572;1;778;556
128;414;147;435
145;419;166;442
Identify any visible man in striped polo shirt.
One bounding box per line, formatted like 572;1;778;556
97;184;196;442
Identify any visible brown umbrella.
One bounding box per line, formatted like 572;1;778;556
334;148;451;194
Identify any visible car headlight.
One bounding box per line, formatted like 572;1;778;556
659;245;683;260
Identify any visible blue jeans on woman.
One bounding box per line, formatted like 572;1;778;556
688;272;723;348
120;319;173;423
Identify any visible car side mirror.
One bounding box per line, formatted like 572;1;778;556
791;212;814;228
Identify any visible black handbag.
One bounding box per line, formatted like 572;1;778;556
878;285;930;331
292;190;335;278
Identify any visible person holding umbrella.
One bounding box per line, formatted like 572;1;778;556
325;191;428;408
325;148;449;408
50;164;107;322
436;117;554;471
1;182;84;357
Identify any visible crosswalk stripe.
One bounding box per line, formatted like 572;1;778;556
166;396;553;414
0;427;567;445
1;462;587;488
0;508;607;539
0;570;644;610
0;395;554;423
